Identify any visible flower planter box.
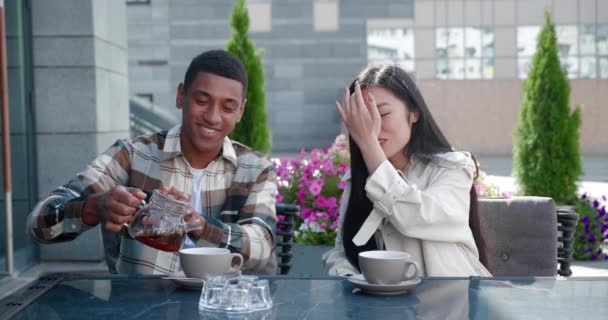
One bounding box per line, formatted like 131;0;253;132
289;243;333;275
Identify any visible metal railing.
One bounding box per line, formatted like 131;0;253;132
129;96;178;137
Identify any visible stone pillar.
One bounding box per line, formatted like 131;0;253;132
31;0;129;261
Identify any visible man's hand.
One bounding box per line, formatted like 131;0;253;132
160;186;206;237
82;186;147;232
159;186;190;202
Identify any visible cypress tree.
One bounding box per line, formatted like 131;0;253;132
226;0;272;153
513;10;582;205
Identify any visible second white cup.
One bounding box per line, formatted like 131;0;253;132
359;250;419;285
179;247;243;280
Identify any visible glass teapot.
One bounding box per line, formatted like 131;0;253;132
127;189;202;252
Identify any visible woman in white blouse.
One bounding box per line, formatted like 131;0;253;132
323;65;491;277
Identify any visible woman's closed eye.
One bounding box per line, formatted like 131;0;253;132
380;112;390;117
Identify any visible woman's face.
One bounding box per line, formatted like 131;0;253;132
363;85;419;170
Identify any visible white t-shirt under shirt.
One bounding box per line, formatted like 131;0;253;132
190;168;205;213
183;168;205;248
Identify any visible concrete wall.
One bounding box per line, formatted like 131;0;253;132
127;0;172;114
418;79;608;155
128;0;414;151
31;0;129;261
127;0;608;155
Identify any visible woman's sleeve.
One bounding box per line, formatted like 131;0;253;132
321;181;359;276
352;156;475;246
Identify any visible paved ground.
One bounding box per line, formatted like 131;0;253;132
571;260;608;277
477;155;608;183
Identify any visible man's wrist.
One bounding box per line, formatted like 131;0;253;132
81;196;100;226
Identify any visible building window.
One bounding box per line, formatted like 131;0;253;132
367;23;415;72
598;25;608;79
518;24;608;79
248;2;272;32
126;0;150;5
136;93;154;104
436;27;494;79
314;0;339;32
556;26;579;79
580;25;597;78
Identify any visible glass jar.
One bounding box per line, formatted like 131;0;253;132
128;189;201;252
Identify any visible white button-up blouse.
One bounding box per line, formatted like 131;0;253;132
322;151;492;277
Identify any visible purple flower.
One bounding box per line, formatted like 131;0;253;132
338;181;347;190
593;200;600;209
301;208;313;220
319;223;327;231
297;190;307;203
330;220;339;230
581;193;588;200
582;216;590;224
322;157;334;174
589;234;596;243
316;196;337;211
308;179;324;196
276;194;284;204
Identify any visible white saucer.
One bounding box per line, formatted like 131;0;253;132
165;271;204;290
347;274;421;296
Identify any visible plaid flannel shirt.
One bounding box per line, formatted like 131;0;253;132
27;125;278;275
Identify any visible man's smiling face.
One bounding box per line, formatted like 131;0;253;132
176;71;245;167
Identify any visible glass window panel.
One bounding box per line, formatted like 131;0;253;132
597;25;608;55
436;28;449;57
481;27;495;59
367;26;415;69
518;57;533;79
447;28;465;57
600;57;608;79
436;57;449;79
561;56;579;79
465;58;481;79
448;59;465;79
517;26;540;57
556;26;578;57
465;28;482;58
580;25;596;55
580;56;597;78
482;57;495;79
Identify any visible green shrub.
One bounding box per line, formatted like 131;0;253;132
513;10;582;205
226;0;271;153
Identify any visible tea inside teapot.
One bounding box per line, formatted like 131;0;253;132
127;189;200;252
134;230;184;252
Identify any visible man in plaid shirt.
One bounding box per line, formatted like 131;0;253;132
26;50;278;275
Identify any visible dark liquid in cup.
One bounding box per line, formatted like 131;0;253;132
135;233;182;252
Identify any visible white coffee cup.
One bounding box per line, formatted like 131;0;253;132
358;250;419;285
179;247;243;280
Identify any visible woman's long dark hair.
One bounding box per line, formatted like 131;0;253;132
341;65;485;270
